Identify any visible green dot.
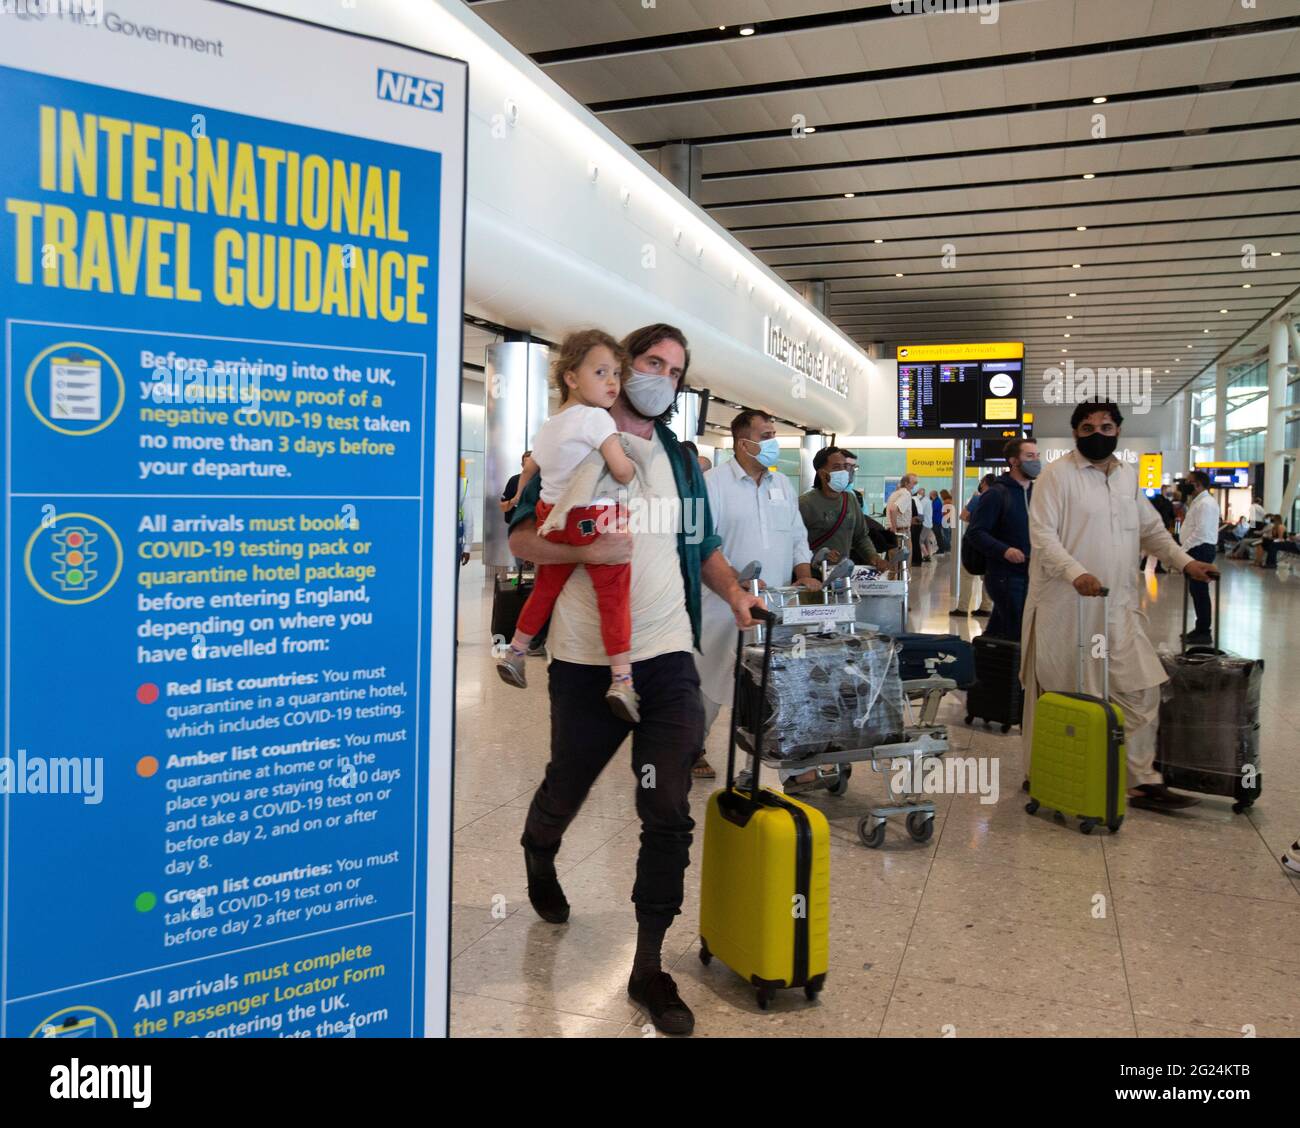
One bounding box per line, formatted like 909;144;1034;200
66;569;84;585
135;892;157;913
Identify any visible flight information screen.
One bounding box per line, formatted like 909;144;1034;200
896;345;1024;439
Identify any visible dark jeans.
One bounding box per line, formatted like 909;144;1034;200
983;570;1028;642
1187;543;1217;632
910;523;923;565
1265;539;1299;567
522;650;704;929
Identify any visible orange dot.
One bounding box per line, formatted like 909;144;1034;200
136;683;159;705
67;550;83;566
136;756;159;778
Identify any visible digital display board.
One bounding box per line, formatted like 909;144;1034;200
897;343;1024;440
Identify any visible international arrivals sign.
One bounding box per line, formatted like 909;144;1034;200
763;317;851;397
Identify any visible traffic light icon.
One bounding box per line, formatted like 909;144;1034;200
52;526;98;593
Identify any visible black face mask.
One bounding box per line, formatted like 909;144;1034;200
1076;432;1118;461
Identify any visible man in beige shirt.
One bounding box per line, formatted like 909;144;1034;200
508;323;763;1036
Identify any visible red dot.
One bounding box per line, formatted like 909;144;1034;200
66;532;83;547
136;683;159;705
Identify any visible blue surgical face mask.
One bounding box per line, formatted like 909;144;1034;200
828;469;851;493
623;370;678;418
746;437;781;467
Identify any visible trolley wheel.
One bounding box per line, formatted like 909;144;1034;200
905;810;934;843
1232;801;1250;814
1107;817;1123;834
857;815;886;849
1079;818;1098;836
1024;799;1040;815
756;987;772;1010
828;765;852;797
1000;723;1011;734
804;984;821;1001
699;940;711;966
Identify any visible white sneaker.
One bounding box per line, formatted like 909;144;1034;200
1282;841;1300;877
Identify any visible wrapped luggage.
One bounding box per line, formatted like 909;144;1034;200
736;632;905;761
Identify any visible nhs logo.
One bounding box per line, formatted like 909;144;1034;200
376;69;444;112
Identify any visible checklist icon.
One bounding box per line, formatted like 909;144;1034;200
50;356;102;421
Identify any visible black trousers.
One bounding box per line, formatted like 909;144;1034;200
910;523;923;565
1187;543;1217;632
983;570;1028;642
522;651;704;929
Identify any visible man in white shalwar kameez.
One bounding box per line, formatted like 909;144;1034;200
1020;403;1218;811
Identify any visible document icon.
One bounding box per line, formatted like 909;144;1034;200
50;356;102;421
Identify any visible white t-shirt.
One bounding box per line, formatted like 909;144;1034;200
531;404;617;505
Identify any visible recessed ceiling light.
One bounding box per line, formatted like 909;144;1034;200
874;238;883;244
1092;96;1108;105
1165;369;1170;374
1243;283;1252;288
718;25;727;30
895;273;904;278
1270;251;1281;256
804;126;817;134
1066;315;1074;320
843;192;855;198
1062;349;1068;353
1076;226;1087;231
1082;173;1096;180
1203;329;1210;333
1219;308;1228;313
1069;292;1077;297
1064;333;1071;338
1072;263;1082;269
739;26;755;35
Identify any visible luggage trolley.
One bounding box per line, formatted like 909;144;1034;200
736;570;955;848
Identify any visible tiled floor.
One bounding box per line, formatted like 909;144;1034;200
450;554;1300;1037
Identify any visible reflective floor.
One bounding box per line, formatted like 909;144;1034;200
450;553;1300;1037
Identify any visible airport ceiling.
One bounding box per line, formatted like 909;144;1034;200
469;0;1300;409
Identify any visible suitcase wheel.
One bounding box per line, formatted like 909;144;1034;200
1079;818;1098;835
857;815;886;849
699;940;712;966
756;987;772;1010
1107;817;1123;833
1000;723;1012;734
1024;798;1040;815
906;810;934;843
828;765;852;796
1232;801;1252;814
804;984;821;1001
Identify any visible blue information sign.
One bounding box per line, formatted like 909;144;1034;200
0;2;465;1038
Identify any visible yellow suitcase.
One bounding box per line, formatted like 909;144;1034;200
698;607;830;1009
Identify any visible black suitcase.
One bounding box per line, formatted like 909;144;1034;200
965;635;1023;732
1155;575;1262;811
490;569;547;645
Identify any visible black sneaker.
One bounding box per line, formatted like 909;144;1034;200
628;970;695;1036
972;609;992;618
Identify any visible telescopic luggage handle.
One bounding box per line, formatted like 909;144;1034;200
1076;586;1110;699
726;605;776;800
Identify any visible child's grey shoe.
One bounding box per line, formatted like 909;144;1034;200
496;649;528;689
606;679;640;723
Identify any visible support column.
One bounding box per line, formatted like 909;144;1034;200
1265;318;1290;513
949;440;965;605
658;143;702;200
1183;388;1195;475
483;337;550;569
796;280;827;313
671;388;701;443
800;432;827;493
1213;362;1227;461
